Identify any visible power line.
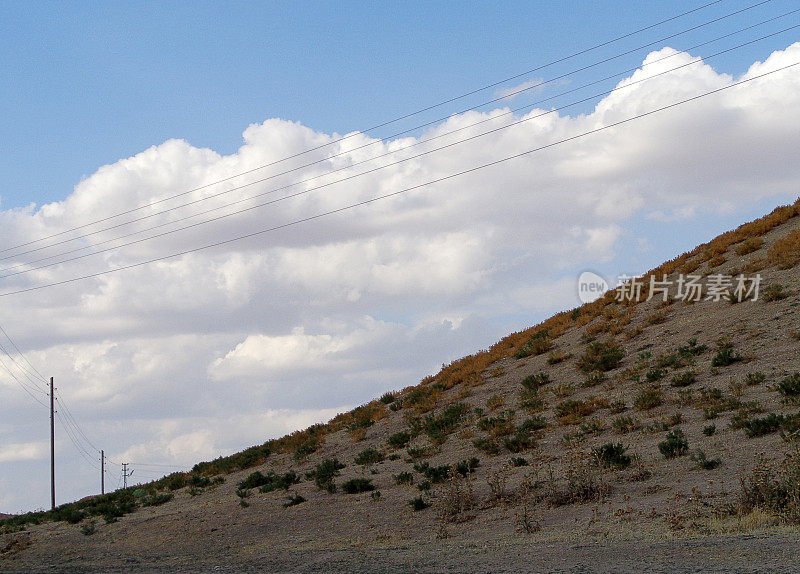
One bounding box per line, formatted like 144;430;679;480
3;8;796;278
1;60;796;299
0;0;755;257
0;321;47;382
2;22;796;282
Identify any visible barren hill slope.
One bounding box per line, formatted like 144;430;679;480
3;199;800;572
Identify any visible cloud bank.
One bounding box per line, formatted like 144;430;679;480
1;44;799;512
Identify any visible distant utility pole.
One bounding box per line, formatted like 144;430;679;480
122;463;133;489
100;450;105;495
49;377;55;510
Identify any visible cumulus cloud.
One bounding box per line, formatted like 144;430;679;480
1;44;799;512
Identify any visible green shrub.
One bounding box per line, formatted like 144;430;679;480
355;447;385;466
592;443;631;469
744;412;800;438
163;472;188;491
187;474;211;488
239;470;299;492
394;471;414;485
510;457;528;467
712;348;742;367
577;340;625;372
341;478;375;494
646;368;666;383
424;403;470;444
413;462;450;483
745;372;767;386
309;459;345;493
409;496;431;511
80;521;96;536
387;431;412;449
678;338;707;358
658;429;689;458
691;450;721;470
455;458;480;476
703;424;717;436
379;392;396;404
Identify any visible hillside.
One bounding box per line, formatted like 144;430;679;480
3;199;800;572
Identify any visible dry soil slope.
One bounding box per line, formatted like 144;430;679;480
4;199;800;571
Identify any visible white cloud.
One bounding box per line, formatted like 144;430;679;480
1;43;800;512
0;442;47;463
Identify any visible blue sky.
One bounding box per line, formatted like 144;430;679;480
1;0;797;208
0;1;799;513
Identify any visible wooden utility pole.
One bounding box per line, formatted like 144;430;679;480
101;450;105;495
50;377;55;510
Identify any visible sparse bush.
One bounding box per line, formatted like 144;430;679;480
659;429;689;459
341;478;375;494
80;521;96;536
613;415;640;434
283;494;306;507
592;443;632;469
547;350;569;365
379;392;396;404
406;446;429;460
355;447;385;466
477;411;516;437
703;424;717;436
739;450;800;523
762;284;791;302
768;230;800;269
510;457;528;467
577;340;625;372
634;387;663;411
736;237;764;256
519;388;545;412
515;331;553;358
745;372;767;386
646;368;666;383
777;373;800;403
546;456;612;506
671;370;697;388
472;437;501;455
521;372;550;390
141;493;173;507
